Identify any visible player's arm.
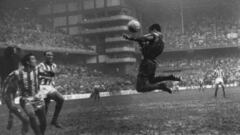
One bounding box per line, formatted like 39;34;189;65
123;33;155;42
2;72;22;115
52;64;60;76
2;72;18;103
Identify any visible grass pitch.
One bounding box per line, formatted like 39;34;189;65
1;87;240;135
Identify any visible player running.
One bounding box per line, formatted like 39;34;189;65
213;66;226;98
123;23;181;93
37;51;64;128
3;53;47;135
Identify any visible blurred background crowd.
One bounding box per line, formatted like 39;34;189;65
0;7;93;51
1;0;240;95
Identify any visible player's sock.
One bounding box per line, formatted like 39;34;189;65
7;113;13;130
158;83;172;94
21;120;29;135
214;85;218;97
222;86;226;98
51;99;64;128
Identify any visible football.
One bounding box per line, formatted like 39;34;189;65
127;20;141;33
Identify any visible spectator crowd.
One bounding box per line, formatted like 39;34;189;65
163;15;239;50
52;53;240;94
0;7;92;52
157;54;240;87
55;64;134;94
1;2;240;94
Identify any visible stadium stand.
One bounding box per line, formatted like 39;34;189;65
0;0;240;94
55;64;135;94
157;54;240;87
0;7;93;52
164;16;239;51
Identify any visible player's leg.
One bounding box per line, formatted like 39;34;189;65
176;86;179;93
44;97;50;114
5;95;29;133
148;73;173;93
202;85;205;92
144;59;180;84
214;84;219;97
90;92;93;98
93;92;97;101
93;90;97;101
48;91;64;128
136;59;172;93
20;99;42;135
150;74;181;83
221;83;226;98
4;90;15;130
145;44;180;83
35;106;47;135
97;91;100;101
7;111;13;130
136;76;172;93
95;90;100;101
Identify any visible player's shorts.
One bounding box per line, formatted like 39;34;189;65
138;59;156;78
20;97;45;111
215;78;224;85
36;85;57;99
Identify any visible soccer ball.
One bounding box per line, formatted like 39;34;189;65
127;20;141;33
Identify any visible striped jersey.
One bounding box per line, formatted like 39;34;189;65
37;62;57;85
3;68;39;97
214;68;224;78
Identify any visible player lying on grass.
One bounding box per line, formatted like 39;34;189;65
3;53;47;135
123;23;181;93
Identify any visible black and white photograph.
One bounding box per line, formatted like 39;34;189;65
0;0;240;134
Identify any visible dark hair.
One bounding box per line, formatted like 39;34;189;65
21;53;35;67
44;51;53;56
149;24;161;32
